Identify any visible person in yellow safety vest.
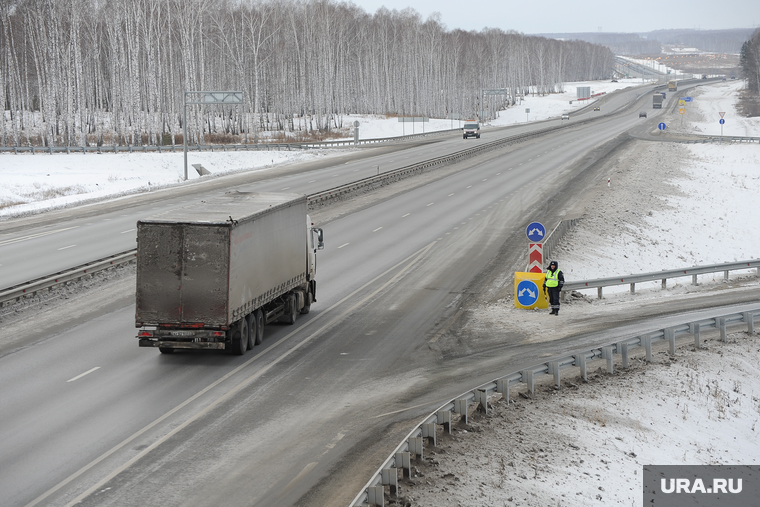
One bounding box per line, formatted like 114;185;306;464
543;260;565;315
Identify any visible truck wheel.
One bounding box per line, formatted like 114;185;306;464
229;319;248;355
254;309;264;345
287;294;298;325
159;347;175;354
300;291;312;314
246;313;255;350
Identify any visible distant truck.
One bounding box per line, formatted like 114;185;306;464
652;93;663;109
463;121;480;139
668;80;677;92
135;192;324;355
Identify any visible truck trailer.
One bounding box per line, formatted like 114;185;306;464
668;80;677;92
135;192;324;355
652;93;663;109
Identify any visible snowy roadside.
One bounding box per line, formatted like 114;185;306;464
399;81;760;506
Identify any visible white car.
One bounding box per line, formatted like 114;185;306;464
561;114;570;120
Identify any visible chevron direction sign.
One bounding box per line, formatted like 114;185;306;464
528;243;544;273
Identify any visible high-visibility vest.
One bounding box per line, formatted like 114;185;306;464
545;270;560;287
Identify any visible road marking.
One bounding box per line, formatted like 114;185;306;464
308;180;316;183
496;172;501;175
402;213;410;217
120;229;135;234
0;226;79;247
448;193;454;196
466;185;472;189
427;202;434;206
373;227;383;232
283;462;318;493
323;432;345;452
67;367;100;383
58;245;76;251
482;179;487;182
337;243;349;249
46;241;438;507
281;187;290;190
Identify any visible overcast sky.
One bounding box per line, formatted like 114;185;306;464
348;0;758;35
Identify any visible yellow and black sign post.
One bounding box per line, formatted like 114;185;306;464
514;272;549;310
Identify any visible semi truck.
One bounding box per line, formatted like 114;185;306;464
652;93;663;109
668;80;677;92
135;192;324;355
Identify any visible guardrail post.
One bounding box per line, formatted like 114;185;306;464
717;317;727;342
521;370;535;396
573;354;588;381
743;312;755;334
690;322;701;348
601;346;615;374
474;389;489;414
664;327;676;356
367;485;384;506
630;283;635;295
381;468;398;494
549;361;561;388
662;278;667;289
454;398;469;424
619;343;629;368
496;378;511;405
395;452;411;478
597;287;603;299
642;335;653;362
692;274;698;285
724;270;729;282
437;410;452;434
408;437;423;460
422;423;437;447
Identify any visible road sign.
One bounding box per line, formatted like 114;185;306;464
719;112;726;118
679;108;685;114
528;243;543;273
685;97;692;102
658;123;666;130
678;100;685;106
526;222;546;242
719;119;725;125
516;280;540;307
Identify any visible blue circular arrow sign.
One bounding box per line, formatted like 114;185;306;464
719;119;725;125
526;222;546;242
658;122;666;130
517;280;540;307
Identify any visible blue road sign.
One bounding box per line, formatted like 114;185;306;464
658;123;666;131
719;119;725;125
526;222;546;242
685;97;692;102
517;280;540;307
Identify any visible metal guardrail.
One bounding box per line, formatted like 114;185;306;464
563;259;760;300
673;135;760;144
350;307;759;506
0;250;136;307
0;128;464;155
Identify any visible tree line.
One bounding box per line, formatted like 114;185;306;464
0;0;614;148
740;28;760;94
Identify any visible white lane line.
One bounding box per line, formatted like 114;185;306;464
120;229;135;234
496;172;501;175
67;367;100;383
448;193;455;196
466;185;472;189
373;227;383;232
308;180;316;183
0;226;80;247
283;462;318;493
281;187;290;190
338;243;349;249
402;213;410;217
58;245;76;251
482;178;488;182
427;202;434;206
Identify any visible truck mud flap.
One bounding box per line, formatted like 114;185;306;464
139;339;226;350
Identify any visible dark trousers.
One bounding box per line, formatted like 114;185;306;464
547;287;560;311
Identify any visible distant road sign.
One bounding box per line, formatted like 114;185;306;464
516;280;540;307
719;112;726;118
526;222;546;242
719;119;725;125
658;123;666;130
679;108;685;114
685;97;692;102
